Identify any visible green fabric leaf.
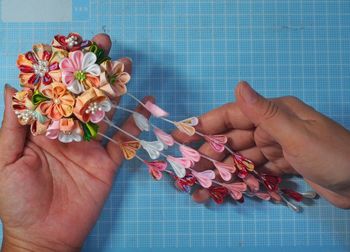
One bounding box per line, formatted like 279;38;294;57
82;122;99;141
32;90;49;105
89;42;111;64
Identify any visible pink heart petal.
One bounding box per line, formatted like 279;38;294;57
224;182;247;200
144;101;169;117
192;170;215;188
145;160;168;180
167;156;192;169
179;145;201;162
59;58;75;72
145;160;168;171
153;127;174;146
213;161;236;173
204;135;228;153
61;71;74;86
217;166;232;181
69;50;83;70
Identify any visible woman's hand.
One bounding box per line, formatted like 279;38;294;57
0;34;153;251
173;81;350;209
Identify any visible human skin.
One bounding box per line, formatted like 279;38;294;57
0;34;154;251
0;37;349;251
173;82;350;209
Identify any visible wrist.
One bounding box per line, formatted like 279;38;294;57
2;231;81;252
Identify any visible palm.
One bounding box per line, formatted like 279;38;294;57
1;135;120;247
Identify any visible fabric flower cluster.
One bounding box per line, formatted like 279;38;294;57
13;33;130;143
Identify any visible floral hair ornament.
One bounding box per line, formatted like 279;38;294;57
12;33;318;212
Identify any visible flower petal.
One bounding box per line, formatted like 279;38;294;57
46;120;60;139
82;52;97;71
90;110;105;123
59;57;75;72
192;170;215;188
69;50;83;70
144;101;169;117
85;64;101;76
133;112;150;131
67;80;85;94
62;71;74;86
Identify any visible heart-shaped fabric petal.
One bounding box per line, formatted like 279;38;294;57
208;186;229;204
167;155;186;178
213;161;235;181
260;174;281;192
133;112;150;131
153;127;174;148
224;182;247;200
179;117;199;126
174;173;197;193
204;135;227;153
179;145;201;162
145;160;167;180
119;141;141;160
281;189;303;202
232;154;255;171
192;170;215;188
140;140;164;159
174;122;196;136
144;101;169;117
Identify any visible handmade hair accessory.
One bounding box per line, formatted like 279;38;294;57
12;33;318;212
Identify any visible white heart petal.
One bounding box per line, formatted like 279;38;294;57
180;117;199;126
82;52;97;70
72;133;83;142
140;140;163;159
85;64;101;76
58;133;73;143
100;99;112;112
133;112;150;131
67;80;85;94
167;157;186;178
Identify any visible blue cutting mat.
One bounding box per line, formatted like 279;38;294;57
0;0;349;251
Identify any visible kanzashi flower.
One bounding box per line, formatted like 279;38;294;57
73;87;111;123
46;118;84;143
60;51;101;94
17;44;64;89
99;60;130;97
52;32;91;52
38;82;75;120
12;89;49;135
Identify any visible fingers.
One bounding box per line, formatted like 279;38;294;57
106;96;154;164
0;84;28;166
92;33;112;55
306;180;350;209
235;81;306;149
172;102;254;144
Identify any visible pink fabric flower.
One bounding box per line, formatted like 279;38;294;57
60;51;101;94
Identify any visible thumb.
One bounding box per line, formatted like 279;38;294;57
0;84;27;165
235;81;304;145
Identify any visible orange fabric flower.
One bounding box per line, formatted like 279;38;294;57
17;44;65;89
99;60;130;97
38;82;75;120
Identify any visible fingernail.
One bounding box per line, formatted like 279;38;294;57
239;81;258;104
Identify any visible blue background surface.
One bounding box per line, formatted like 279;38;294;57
0;0;350;251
